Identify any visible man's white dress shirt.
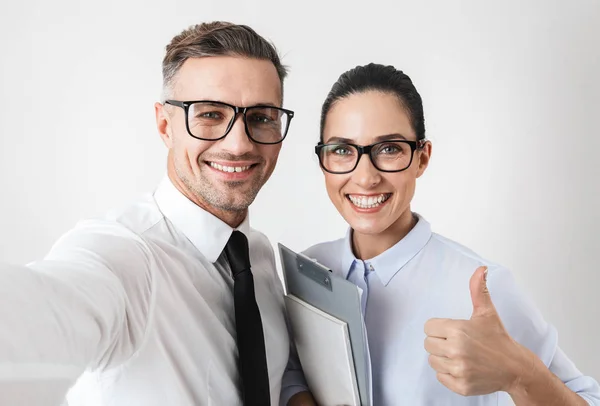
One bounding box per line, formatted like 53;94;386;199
304;214;600;405
0;176;304;405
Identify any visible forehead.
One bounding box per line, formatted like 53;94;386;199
172;56;282;106
323;91;416;143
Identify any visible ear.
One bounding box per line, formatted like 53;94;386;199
416;141;432;178
155;102;173;148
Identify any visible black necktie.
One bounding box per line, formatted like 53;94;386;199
224;231;271;406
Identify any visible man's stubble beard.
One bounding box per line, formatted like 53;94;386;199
175;160;265;213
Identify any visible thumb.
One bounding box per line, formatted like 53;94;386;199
469;266;497;318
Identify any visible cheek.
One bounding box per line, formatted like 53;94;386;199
324;174;347;204
260;144;282;165
168;117;189;142
172;135;212;168
389;173;417;202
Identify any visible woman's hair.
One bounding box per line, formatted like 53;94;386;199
320;63;425;141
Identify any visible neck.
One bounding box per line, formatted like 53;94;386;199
167;162;247;229
352;208;417;260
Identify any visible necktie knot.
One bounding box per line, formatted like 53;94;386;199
225;231;251;278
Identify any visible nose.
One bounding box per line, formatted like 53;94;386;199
218;113;254;156
351;153;381;189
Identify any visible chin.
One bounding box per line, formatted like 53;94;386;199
336;198;394;236
345;215;392;236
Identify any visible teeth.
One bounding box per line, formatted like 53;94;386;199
209;162;252;173
347;194;390;209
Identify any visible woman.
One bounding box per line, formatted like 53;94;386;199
303;63;600;405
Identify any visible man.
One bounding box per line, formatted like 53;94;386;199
0;21;315;406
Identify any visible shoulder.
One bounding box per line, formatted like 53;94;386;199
44;194;164;269
421;232;511;296
426;231;518;305
301;237;346;272
104;192;165;237
429;232;503;270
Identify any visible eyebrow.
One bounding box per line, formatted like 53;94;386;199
246;101;280;108
185;100;281;108
325;133;408;144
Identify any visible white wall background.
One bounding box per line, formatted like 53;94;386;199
1;0;598;383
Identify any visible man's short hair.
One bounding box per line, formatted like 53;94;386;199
162;21;287;100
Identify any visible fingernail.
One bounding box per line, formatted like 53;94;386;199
483;267;488;281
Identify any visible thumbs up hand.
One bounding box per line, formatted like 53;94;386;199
424;266;533;396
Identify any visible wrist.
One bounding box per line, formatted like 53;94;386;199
505;342;539;397
504;344;587;406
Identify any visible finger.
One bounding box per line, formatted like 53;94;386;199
469;266;498;318
428;354;453;374
424;318;451;338
424;336;450;357
436;372;463;395
425;318;467;339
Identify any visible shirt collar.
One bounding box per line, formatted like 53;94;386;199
341;213;432;286
153;176;250;263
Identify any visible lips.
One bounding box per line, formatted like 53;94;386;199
346;193;392;209
208;162;254;173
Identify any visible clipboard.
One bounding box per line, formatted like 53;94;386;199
278;243;371;406
284;294;360;406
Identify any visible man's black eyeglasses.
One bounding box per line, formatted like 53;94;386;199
164;100;294;145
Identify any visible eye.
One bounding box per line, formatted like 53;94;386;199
381;145;400;154
375;142;407;155
333;146;352;155
197;111;223;120
248;114;273;124
322;143;356;157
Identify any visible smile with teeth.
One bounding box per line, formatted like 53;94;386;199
347;193;391;209
208;162;254;173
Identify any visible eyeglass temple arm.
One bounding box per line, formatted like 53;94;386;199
163;100;185;108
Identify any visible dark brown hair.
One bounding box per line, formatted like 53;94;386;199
162;21;287;99
320;63;426;141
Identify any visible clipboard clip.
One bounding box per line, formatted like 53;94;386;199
296;255;333;291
